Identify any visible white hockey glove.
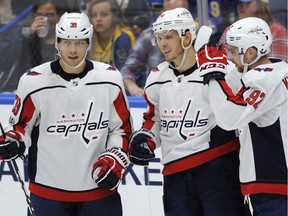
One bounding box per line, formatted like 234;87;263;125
128;129;156;166
0;130;26;161
92;148;129;190
196;43;228;85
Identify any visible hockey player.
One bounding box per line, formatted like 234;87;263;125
196;17;288;215
0;12;132;216
128;7;245;216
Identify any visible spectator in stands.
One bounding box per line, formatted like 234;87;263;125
121;0;190;96
22;0;66;67
130;14;150;38
0;0;71;93
218;0;288;62
87;0;136;71
116;0;153;27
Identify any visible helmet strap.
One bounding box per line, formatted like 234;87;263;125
240;52;261;73
57;48;89;69
168;37;192;70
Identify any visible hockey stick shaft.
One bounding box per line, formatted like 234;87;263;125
0;123;36;216
194;25;213;52
11;160;36;216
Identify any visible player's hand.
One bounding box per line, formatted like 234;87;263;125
128;85;144;96
92;148;129;190
124;79;144;96
30;15;48;36
196;43;227;84
129;129;156;166
0;130;26;161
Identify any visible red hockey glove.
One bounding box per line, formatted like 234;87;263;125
129;129;156;166
196;43;228;84
0;130;26;161
92;148;129;190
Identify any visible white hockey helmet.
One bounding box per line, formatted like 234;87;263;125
55;12;93;49
226;17;272;66
152;7;197;46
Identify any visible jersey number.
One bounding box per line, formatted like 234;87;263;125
245;90;265;109
12;95;21;116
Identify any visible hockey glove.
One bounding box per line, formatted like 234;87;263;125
129;129;156;166
196;43;227;85
92;148;129;190
0;130;26;161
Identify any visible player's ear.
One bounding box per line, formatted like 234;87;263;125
245;47;257;64
184;31;192;45
249;47;258;58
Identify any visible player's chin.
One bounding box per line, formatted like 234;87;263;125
237;66;244;73
164;55;173;62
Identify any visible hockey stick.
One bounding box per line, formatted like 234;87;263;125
0;123;36;216
194;25;213;52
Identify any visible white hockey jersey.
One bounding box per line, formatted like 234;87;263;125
208;59;288;196
142;62;240;176
8;60;133;202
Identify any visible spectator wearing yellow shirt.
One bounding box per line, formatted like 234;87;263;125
87;0;136;70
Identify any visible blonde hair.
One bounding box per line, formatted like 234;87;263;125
255;0;275;24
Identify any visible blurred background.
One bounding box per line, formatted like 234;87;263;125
0;0;287;93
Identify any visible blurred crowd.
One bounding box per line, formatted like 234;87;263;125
0;0;287;94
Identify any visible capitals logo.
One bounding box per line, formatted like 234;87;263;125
161;100;208;140
46;101;108;146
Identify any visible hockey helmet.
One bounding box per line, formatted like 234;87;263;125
151;7;196;46
55;12;93;49
226;17;272;65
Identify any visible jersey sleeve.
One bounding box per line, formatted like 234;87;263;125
208;65;288;130
105;70;133;152
139;69;162;148
8;74;39;148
